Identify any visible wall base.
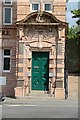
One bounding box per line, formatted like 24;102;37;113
14;87;65;99
55;88;65;99
14;87;24;97
14;87;29;97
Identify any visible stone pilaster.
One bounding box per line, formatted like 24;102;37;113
55;26;65;99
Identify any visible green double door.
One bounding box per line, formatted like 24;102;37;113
32;52;49;91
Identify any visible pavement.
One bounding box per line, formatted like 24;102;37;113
0;96;79;119
0;96;78;106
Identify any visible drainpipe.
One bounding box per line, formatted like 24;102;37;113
0;1;2;74
0;1;2;96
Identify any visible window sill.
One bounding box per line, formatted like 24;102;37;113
3;70;10;73
4;23;12;25
31;10;39;12
44;10;52;13
4;3;12;5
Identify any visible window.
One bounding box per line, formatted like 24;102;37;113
4;0;12;5
44;2;52;12
4;7;12;24
31;2;40;12
3;49;10;71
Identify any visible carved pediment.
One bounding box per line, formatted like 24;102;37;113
16;11;66;25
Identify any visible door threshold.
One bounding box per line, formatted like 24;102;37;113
31;90;49;94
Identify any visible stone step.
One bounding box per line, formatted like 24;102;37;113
29;90;53;98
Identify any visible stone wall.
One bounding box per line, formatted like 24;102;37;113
17;0;66;22
68;74;79;98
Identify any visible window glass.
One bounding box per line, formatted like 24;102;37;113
32;3;39;11
4;58;10;70
4;8;12;24
3;49;10;71
45;4;51;11
31;2;40;12
4;49;10;55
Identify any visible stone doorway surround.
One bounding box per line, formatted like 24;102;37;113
14;11;67;99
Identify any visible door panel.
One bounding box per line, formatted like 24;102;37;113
32;53;40;90
32;52;49;90
41;53;49;90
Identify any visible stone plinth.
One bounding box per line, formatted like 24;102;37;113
55;88;65;99
14;87;24;97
